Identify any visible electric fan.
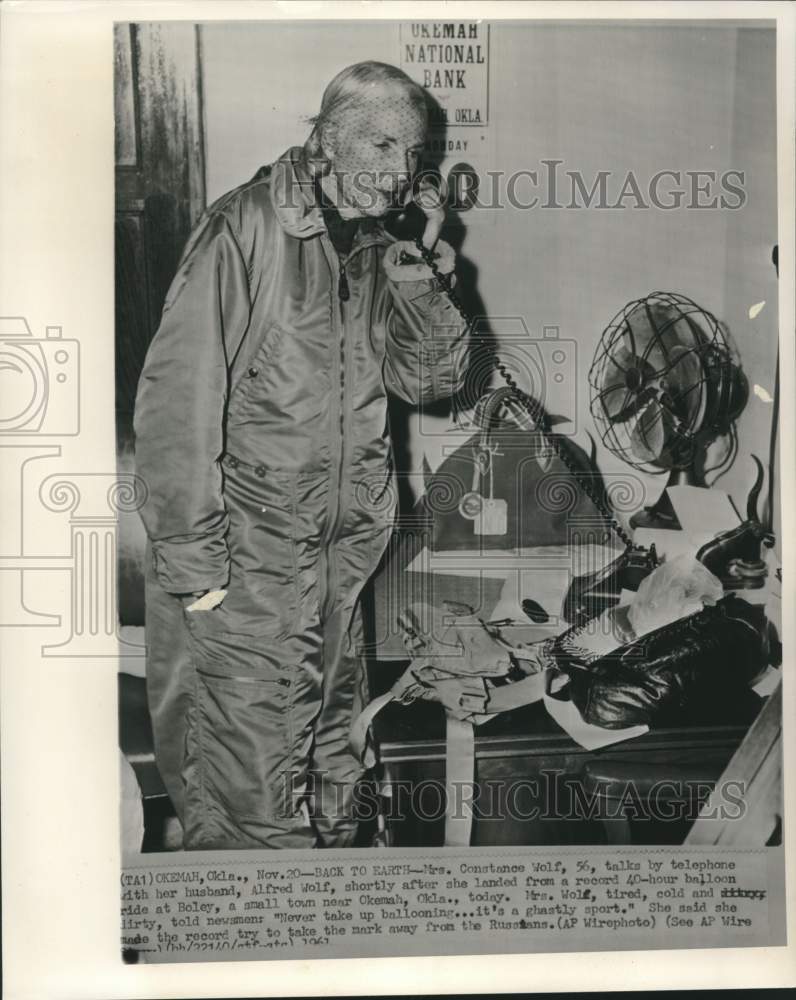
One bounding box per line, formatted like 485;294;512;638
589;291;749;529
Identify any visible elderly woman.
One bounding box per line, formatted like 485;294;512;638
134;61;467;849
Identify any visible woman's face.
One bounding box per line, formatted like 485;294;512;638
323;87;428;219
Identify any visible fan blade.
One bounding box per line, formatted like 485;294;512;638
598;346;659;423
628;400;670;465
623;300;689;376
661;343;704;429
599;346;637;420
623;303;665;362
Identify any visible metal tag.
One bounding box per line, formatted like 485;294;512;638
458;491;484;521
475;497;508;536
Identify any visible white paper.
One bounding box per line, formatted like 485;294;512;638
667;485;740;539
632;526;699;560
751;664;782;698
406;544;620;625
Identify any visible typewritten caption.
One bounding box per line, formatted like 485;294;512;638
121;848;781;962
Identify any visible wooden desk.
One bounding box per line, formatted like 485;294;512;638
367;661;763;847
364;526;773;848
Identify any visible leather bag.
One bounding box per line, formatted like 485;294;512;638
551;595;767;729
421;388;610;551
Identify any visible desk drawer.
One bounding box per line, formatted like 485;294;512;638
377;737;747;848
369;681;754;847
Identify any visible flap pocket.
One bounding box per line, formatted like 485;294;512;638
193;665;292;821
228;322;285;415
184;599;287;640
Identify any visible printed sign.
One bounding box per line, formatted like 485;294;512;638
400;21;490;129
400;21;493;222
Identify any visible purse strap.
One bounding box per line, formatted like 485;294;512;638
473;386;517;450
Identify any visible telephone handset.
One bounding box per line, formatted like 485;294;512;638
407;234;660;625
388;174;444;244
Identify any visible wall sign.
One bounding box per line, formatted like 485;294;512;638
400;21;493;223
400;21;489;129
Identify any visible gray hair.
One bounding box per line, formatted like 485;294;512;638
304;61;428;167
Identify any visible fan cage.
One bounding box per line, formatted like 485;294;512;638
588;291;738;473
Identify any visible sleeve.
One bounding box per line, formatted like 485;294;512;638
380;239;469;405
133;211;251;595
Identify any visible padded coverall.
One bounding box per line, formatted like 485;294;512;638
134;147;467;849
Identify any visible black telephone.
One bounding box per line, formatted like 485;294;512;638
404;232;660;625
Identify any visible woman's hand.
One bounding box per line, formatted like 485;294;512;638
185;589;227;612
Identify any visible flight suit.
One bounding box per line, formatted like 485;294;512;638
134;147;467;849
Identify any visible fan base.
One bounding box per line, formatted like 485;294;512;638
629;488;683;531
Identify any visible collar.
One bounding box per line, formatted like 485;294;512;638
269;147;393;254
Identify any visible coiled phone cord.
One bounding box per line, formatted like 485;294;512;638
411;236;640;552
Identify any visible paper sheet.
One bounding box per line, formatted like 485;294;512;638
405;544;621;624
632;526;698;560
667;485;740;540
633;488;739;560
751;665;782;698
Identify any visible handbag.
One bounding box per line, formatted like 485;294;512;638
421;387;611;551
405;239;660;615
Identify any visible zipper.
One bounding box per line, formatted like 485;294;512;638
197;668;290;687
338;264;350;302
319;236;379;549
315;237;346;623
313;234;343;628
317;233;386;617
318;235;345;555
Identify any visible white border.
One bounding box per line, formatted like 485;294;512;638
0;2;794;996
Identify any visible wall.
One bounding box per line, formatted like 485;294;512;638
723;27;780;537
201;21;779;538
